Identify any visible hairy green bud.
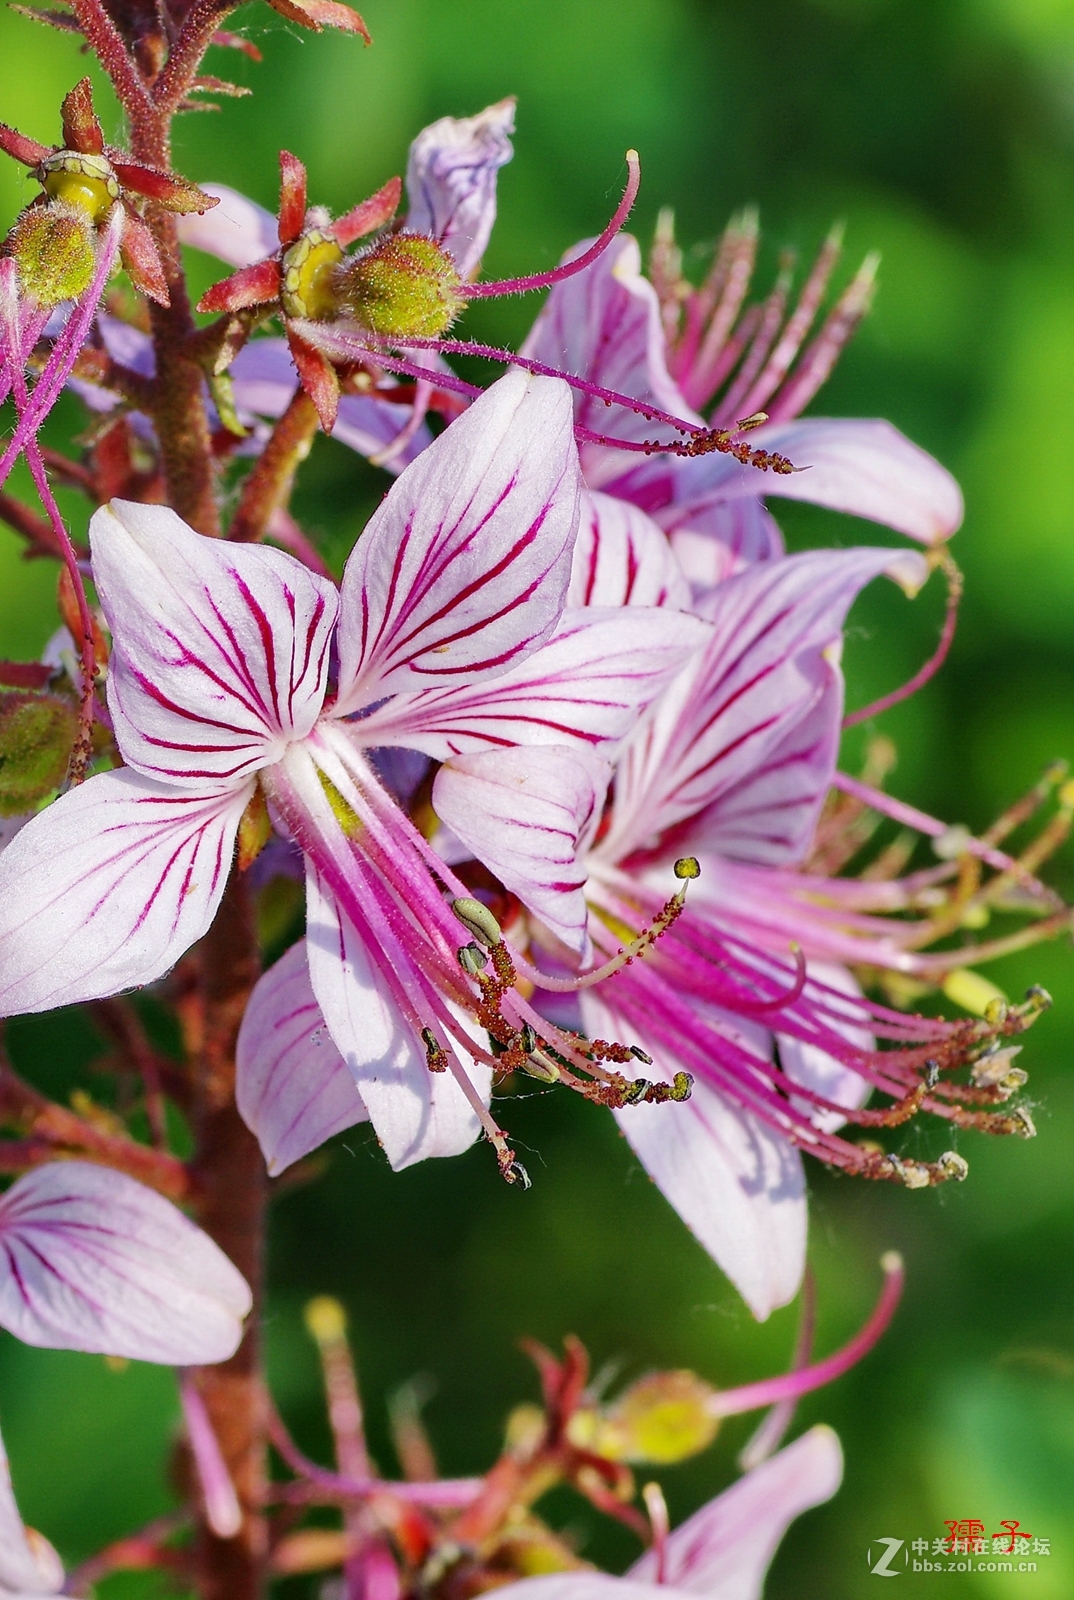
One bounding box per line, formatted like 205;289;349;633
0;692;77;814
339;233;465;339
6;202;97;308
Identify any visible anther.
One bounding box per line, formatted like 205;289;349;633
1011;1107;1037;1139
673;857;701;881
451;896;503;948
630;1045;654;1065
924;1060;940;1089
937;1151;969;1181
456;942;487;976
421;1027;447;1073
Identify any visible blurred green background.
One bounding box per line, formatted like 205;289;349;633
3;0;1074;1595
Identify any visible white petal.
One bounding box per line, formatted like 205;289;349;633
0;1162;251;1363
433;747;611;955
628;1426;844;1600
0;1418;64;1597
405;99;516;276
582;992;806;1320
91;499;338;785
662;499;785;591
0;769;250;1016
778;962;873;1134
359;606;710;760
237;938;369;1175
305;867;491;1170
334;369;581;711
568;490;690;609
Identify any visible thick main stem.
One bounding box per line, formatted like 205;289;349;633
189;874;267;1599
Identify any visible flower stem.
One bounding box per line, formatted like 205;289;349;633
229;386;319;543
187;874;267;1598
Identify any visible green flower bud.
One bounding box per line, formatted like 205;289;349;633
5;202;97;308
339;233;465;339
0;692;78;814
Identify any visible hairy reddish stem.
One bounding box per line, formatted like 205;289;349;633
187;874;267;1598
228;386;319;544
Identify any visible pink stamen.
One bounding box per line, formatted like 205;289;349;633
179;1372;242;1538
844;555;962;729
765;250;879;425
461;150;641;299
708;1253;903;1418
732;223;844;421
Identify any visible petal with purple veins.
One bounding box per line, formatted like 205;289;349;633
568;490;690;610
91;500;338;785
405;100;516;277
0;1161;252;1363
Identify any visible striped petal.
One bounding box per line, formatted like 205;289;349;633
433;747;611;955
237;937;369;1176
0;1162;251;1363
602;546;927;867
0;769;250;1016
356;606;710;760
568;490;690;609
305;867;491;1170
333;370;581;713
661;499;785;592
91;500;338;785
405;99;516;277
521;234;702;483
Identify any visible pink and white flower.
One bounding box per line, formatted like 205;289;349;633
0;371;702;1175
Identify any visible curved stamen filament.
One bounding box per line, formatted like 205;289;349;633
708;1253;904;1418
844;551;963;730
461;151;641;300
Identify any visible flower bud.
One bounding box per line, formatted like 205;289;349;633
5;202;97;307
339;233;465;339
0;691;77;814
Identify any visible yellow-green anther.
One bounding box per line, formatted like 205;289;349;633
937;1151;969;1181
673;856;701;880
39;152;120;223
451;897;502;948
6;203;97;308
339;233;465;339
280;229;345;320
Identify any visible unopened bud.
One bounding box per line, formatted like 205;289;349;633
339;233;465;339
586;1370;719;1465
0;691;77;813
6;202;97;307
451;896;502;948
937;1150;969;1182
304;1294;347;1345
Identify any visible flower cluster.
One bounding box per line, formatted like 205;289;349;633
0;0;1067;1589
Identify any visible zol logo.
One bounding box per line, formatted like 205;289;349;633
868;1538;907;1576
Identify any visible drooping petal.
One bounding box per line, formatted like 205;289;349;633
433;747;611;955
90;499;338;785
356;606;710;760
333;369;581;713
305;868;491;1170
610;417;963;545
0;769;250;1016
0;1418;64;1598
520;234;702;483
404;99;516;277
582;991;806;1321
628;1425;844;1600
568;490;690;609
177;183;280;267
602;546;928;867
0;1162;252;1363
236;938;369;1175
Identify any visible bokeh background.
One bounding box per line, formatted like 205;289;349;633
2;0;1074;1594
